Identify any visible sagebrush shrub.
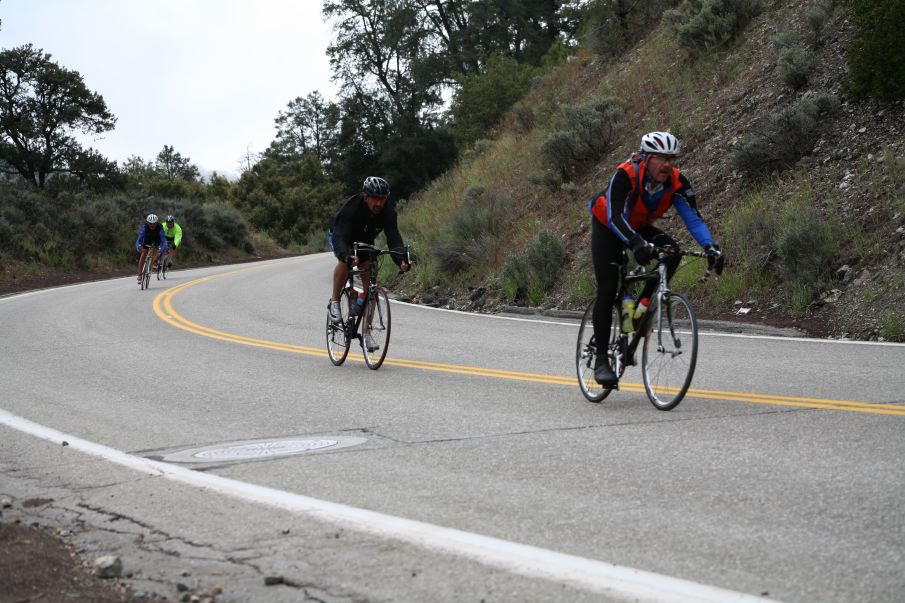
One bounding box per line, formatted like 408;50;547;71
540;130;580;180
540;98;623;180
777;46;815;90
563;99;622;160
731;93;839;178
665;0;763;53
578;0;674;56
512;103;535;133
777;204;836;288
722;194;780;270
501;229;565;302
432;186;512;274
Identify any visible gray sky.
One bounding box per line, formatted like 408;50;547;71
1;0;337;178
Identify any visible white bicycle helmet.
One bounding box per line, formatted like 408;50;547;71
146;213;159;224
362;176;390;198
640;131;681;155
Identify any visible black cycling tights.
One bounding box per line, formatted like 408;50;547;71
591;219;680;352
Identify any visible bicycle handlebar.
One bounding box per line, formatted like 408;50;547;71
632;246;716;283
351;242;412;268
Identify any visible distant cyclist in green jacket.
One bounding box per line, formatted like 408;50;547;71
162;215;183;269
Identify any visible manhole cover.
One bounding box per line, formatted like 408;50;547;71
161;436;366;463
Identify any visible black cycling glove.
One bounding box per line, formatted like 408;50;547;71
705;244;725;275
630;237;655;266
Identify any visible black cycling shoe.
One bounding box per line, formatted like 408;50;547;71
594;357;618;387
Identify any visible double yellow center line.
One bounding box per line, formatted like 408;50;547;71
153;269;905;417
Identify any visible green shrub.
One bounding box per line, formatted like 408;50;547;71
200;202;251;250
578;0;675;56
501;229;565;303
722;193;780;270
776;204;837;288
804;3;831;48
563;99;622;161
846;0;905;100
540;98;623;180
879;312;905;341
665;0;763;54
777;46;815;89
432;186;512;274
540;130;580;180
731;93;840;178
512;103;535;133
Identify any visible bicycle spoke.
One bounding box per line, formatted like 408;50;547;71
326;288;353;365
362;287;391;369
642;293;697;410
575;299;617;402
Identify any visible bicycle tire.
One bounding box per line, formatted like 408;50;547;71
362;287;391;369
326;287;353;365
641;292;698;411
141;256;151;290
162;258;169;280
156;258;162;280
576;298;620;402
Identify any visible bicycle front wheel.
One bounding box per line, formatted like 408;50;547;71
641;292;698;411
326;289;353;365
576;298;618;402
141;256;151;290
362;287;391;369
162;257;169;279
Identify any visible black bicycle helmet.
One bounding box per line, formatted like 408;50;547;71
166;215;175;224
362;176;390;198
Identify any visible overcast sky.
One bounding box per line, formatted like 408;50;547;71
1;0;338;178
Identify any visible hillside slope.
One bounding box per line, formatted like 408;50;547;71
399;0;905;341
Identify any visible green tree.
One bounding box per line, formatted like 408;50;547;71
451;53;537;144
269;91;340;164
235;153;344;246
846;0;905;100
155;145;200;181
0;44;116;187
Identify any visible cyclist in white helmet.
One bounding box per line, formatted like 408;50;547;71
134;213;167;283
327;177;410;327
587;131;724;386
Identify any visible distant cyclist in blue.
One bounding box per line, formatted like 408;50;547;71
135;213;167;283
588;131;724;386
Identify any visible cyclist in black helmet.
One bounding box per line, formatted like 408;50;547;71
327;176;409;323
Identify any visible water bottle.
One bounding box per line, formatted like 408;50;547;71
634;297;650;320
621;295;635;333
351;292;365;316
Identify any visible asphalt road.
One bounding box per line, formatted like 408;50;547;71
2;253;904;603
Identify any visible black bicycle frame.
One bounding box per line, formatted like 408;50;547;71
615;257;669;367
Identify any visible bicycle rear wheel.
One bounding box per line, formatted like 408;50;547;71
576;299;618;402
326;288;353;365
641;292;698;410
362;287;391;369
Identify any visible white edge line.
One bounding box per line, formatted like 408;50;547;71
390;299;905;347
0;408;777;603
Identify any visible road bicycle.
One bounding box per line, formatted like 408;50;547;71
156;248;171;280
326;242;411;370
138;245;159;290
576;246;712;410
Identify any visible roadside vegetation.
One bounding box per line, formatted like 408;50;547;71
2;0;904;339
